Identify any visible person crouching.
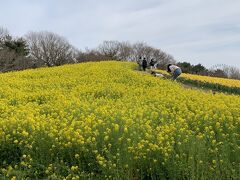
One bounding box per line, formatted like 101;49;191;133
167;64;182;80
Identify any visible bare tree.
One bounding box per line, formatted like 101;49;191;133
210;64;240;79
131;42;149;61
26;31;76;67
98;41;120;60
222;65;240;79
0;27;10;51
0;27;9;42
129;42;175;68
76;48;111;62
229;67;240;79
117;41;133;61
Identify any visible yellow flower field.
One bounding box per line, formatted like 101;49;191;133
181;73;240;88
0;61;239;179
158;69;240;88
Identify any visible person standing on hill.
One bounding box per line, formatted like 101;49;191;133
167;64;182;80
142;57;147;71
138;56;142;70
150;59;156;69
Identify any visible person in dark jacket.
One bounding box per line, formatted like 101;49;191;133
142;57;147;71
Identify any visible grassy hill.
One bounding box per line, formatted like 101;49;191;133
0;61;239;179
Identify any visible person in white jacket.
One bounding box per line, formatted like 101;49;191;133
167;64;182;80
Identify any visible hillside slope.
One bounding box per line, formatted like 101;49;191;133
0;61;239;179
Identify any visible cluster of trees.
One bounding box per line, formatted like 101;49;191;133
176;62;207;75
0;27;174;72
77;40;176;68
177;62;240;80
210;64;240;79
0;26;239;79
0;27;32;72
26;31;77;67
0;27;79;72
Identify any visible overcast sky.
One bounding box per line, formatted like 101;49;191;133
1;0;240;68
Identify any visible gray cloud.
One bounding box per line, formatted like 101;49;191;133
0;0;240;68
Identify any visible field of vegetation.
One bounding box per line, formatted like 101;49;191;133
0;61;239;179
181;73;240;88
158;69;240;94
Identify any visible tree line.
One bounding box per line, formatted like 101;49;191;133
177;62;240;79
0;27;239;79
